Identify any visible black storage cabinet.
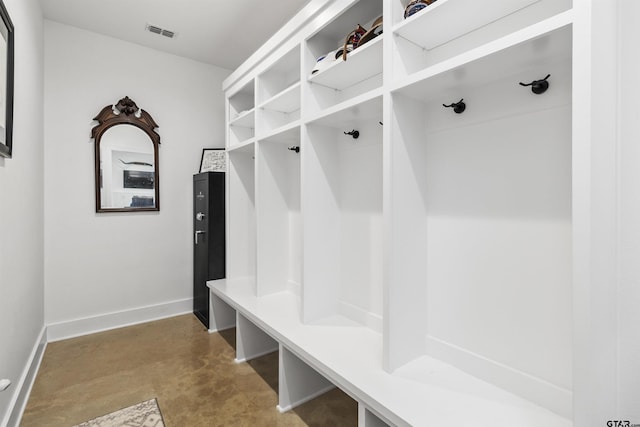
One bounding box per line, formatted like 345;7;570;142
193;172;225;327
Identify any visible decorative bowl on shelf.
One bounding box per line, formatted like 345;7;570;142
404;0;437;19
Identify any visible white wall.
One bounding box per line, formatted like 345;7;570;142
43;21;230;336
0;0;44;424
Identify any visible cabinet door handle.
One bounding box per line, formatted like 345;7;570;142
196;212;206;221
195;230;206;245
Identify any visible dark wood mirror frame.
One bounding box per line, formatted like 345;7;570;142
91;96;160;213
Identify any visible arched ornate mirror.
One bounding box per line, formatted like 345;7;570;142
91;96;160;212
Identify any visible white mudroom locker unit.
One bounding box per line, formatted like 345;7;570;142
209;0;637;426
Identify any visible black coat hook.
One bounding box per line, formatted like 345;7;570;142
519;74;550;94
443;99;466;114
344;129;360;139
288;146;300;153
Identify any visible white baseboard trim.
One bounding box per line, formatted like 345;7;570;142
338;301;382;333
2;327;47;427
425;335;572;418
276;384;335;413
208;325;235;334
286;280;301;298
233;346;279;364
46;298;193;342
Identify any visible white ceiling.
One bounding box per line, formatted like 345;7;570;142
40;0;312;70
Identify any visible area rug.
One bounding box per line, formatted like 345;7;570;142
73;398;165;427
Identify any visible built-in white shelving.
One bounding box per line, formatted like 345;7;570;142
228;80;256;147
229;107;255;128
308;35;383;91
306;90;383;128
391;0;572;78
304;0;383;114
259;82;301;115
257;45;302;136
226;137;256;154
392;11;572;97
393;0;541;50
220;0;613;424
259;120;301;144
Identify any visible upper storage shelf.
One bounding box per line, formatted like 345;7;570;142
228;79;256;147
308;35;383;91
393;0;542;50
230;108;255;128
304;0;383;114
229;79;255;122
391;0;572;78
392;11;572;99
307;92;382;129
259;82;301;114
256;46;301;137
257;45;301;107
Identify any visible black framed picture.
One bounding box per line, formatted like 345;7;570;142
0;0;13;158
199;148;226;173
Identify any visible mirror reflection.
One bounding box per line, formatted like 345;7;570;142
100;125;155;209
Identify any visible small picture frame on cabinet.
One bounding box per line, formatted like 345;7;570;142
199;148;226;173
0;0;14;159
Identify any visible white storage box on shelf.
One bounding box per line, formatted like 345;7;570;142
219;0;628;425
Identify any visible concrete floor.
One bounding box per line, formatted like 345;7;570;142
21;314;357;426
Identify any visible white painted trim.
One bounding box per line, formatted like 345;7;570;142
339;301;383;334
358;403;393;427
223;0;333;91
287;280;301;298
2;327;47;427
46;298;192;342
233;346;279;364
425;335;572;419
207;325;235;334
276;384;335;413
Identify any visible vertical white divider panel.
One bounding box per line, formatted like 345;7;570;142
384;92;429;372
225;96;231;147
300;37;317;125
277;345;335;412
235;313;278;363
358;403;390;427
617;1;640;420
208;284;236;333
572;1;621;424
301;123;342;322
255;77;264;138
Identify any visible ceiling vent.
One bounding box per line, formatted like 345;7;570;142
145;24;177;39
